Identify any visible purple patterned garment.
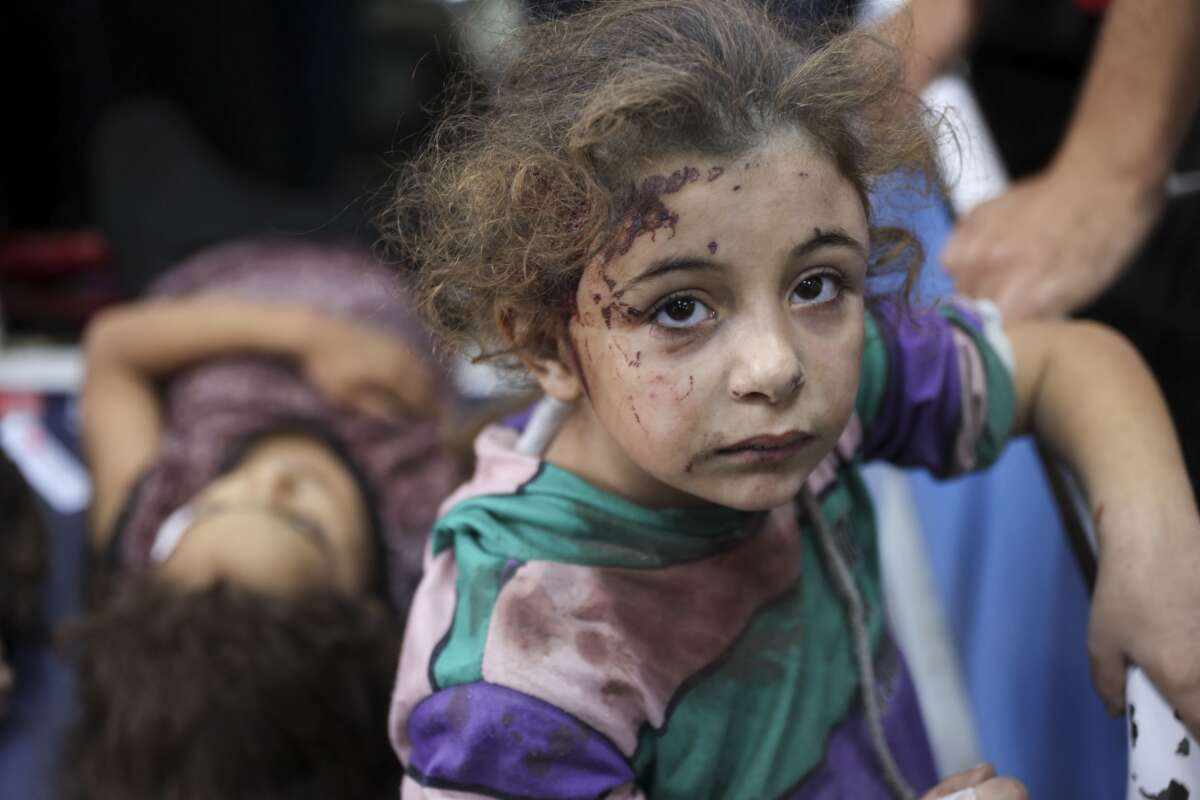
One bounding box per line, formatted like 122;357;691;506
786;644;939;799
408;682;635;798
861;300;967;476
114;238;460;609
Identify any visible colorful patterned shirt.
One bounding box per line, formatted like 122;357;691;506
389;300;1015;799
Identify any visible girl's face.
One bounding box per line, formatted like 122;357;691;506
543;130;869;511
159;436;372;595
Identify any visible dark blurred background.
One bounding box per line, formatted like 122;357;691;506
0;0;474;332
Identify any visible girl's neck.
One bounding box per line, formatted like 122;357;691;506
543;402;710;510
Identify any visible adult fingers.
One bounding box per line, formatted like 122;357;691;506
941;225;989;293
974;777;1028;800
922;763;995;798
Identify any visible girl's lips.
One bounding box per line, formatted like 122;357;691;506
717;431;813;454
709;431;816;465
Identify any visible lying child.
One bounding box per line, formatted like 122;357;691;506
380;1;1200;796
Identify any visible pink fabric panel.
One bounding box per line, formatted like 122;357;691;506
391;549;459;762
480;505;803;755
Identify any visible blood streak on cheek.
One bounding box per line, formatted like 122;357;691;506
599;289;644;330
629;397;647;433
612;341;641;368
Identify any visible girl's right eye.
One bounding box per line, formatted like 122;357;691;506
652;296;714;329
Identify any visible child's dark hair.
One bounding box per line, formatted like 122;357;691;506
0;449;48;649
381;0;937;369
61;577;401;800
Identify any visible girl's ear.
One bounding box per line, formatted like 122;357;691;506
496;306;584;404
523;347;584;403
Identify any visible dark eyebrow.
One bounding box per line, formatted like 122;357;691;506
792;228;868;261
627;257;722;289
628;227;867;288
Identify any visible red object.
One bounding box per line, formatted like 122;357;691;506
0;230;111;278
0;393;45;416
0;230;125;334
1074;0;1110;14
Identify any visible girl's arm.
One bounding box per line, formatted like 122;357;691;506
1008;319;1200;733
82;297;435;548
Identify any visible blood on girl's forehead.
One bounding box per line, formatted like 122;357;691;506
599;165;704;262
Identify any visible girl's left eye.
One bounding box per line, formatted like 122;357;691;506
790;273;842;306
652;295;715;329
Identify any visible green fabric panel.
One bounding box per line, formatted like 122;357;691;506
941;305;1017;469
428;534;507;689
855;310;889;428
631;479;885;798
431;465;755;569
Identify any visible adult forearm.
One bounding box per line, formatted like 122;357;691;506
84;297;322;378
1054;0;1200;187
1011;321;1196;558
873;0;979;94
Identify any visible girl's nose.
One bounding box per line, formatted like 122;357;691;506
727;317;805;404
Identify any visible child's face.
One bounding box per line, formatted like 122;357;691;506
545;129;869;511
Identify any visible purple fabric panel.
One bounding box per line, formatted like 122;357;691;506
408;682;635;799
786;657;939;799
500;407;535;432
861;301;963;476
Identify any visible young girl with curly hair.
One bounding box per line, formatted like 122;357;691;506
381;1;1200;797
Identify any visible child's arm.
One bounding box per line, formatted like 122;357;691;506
1008;319;1200;733
82;297;435;547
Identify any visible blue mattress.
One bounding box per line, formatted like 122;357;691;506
874;174;1126;799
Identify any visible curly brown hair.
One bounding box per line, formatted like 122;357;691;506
380;0;938;372
61;578;402;800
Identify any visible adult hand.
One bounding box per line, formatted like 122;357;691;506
302;318;438;421
920;763;1028;799
1088;510;1200;738
942;162;1164;321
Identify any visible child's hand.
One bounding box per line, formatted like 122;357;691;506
1088;511;1200;737
920;763;1027;800
302;319;437;421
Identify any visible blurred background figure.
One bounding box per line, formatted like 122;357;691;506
0;1;486;795
65;236;460;799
